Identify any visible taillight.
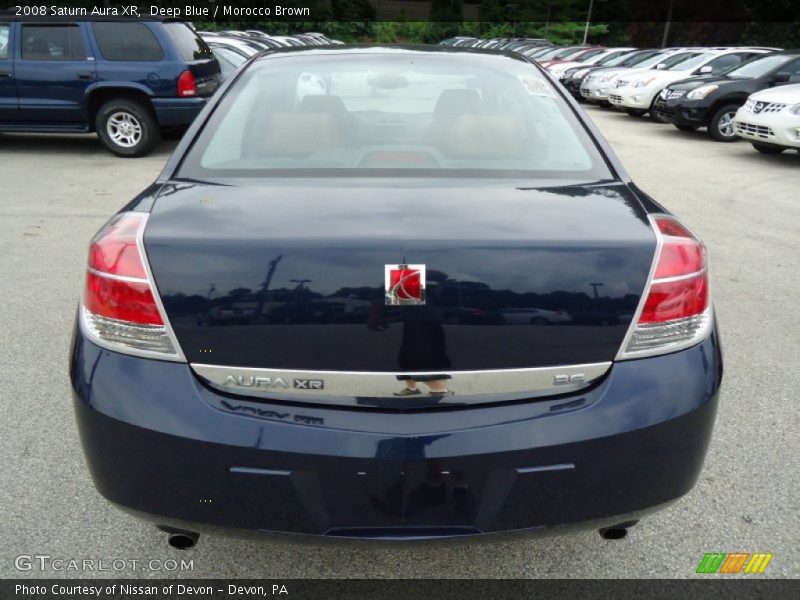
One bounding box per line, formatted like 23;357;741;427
80;213;183;360
618;214;712;359
177;70;197;97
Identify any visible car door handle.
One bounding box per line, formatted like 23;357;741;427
77;72;94;81
0;70;12;79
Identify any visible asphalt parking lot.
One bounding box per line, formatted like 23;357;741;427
1;106;798;579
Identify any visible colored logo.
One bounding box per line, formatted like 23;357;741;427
696;552;773;574
385;264;426;305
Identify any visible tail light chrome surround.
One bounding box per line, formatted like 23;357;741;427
79;212;185;362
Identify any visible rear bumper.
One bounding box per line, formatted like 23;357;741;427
151;97;208;127
70;327;722;540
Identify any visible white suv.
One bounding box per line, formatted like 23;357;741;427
734;83;800;154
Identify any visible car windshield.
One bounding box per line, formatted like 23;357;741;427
633;52;674;69
179;52;612;180
618;51;658;67
596;50;634;66
724;54;791;78
535;47;571;59
666;53;713;71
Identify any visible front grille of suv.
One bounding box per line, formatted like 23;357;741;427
736;121;774;139
744;98;786;114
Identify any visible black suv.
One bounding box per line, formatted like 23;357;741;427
654;51;799;141
0;17;220;156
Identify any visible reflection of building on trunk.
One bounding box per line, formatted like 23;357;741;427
394;273;453;397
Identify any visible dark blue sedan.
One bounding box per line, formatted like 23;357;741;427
70;46;722;548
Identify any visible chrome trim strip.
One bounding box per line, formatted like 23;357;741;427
136;212;187;362
615;213;662;360
230;467;291;476
86;267;149;284
652;268;706;284
516;463;575;474
190;362;612;406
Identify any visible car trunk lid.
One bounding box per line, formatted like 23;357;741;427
144;179;655;405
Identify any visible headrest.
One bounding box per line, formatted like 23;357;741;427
440;116;526;160
299;94;348;114
433;89;483;121
262;112;340;158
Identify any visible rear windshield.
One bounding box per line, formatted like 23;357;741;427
163;22;212;61
178;52;613;180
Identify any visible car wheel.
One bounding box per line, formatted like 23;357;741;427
95;99;160;157
752;143;785;155
674;124;697;132
708;104;740;142
625;108;646;117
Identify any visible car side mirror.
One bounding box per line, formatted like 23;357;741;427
697;65;713;74
655;63;666;70
771;72;790;84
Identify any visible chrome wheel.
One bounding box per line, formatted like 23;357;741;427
106;111;142;148
717;111;736;138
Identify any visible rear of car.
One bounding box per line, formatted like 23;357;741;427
88;20;220;156
70;47;721;542
733;84;800;153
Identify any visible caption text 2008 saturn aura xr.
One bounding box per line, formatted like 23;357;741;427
69;46;723;547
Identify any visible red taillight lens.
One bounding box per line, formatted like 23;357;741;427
620;215;712;358
642;216;708;324
84;214;162;326
653;240;705;279
177;70;197;97
88;214;146;278
638;274;708;323
84;272;163;325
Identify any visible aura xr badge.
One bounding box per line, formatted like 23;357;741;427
385;264;426;305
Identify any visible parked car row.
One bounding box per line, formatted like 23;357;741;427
196;29;341;81
439;36;551;55
481;38;800;155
